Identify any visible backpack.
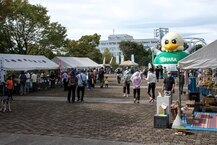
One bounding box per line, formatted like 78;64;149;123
68;76;77;86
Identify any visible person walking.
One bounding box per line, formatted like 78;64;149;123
104;76;109;88
62;71;68;91
132;72;142;103
179;71;185;95
76;70;87;102
116;68;122;84
155;66;160;82
49;71;56;88
25;71;31;94
6;76;14;101
146;68;157;103
98;67;105;88
31;72;37;92
67;71;77;103
20;71;27;95
86;70;92;90
162;71;175;104
122;70;131;97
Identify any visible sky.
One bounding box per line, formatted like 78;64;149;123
29;0;217;44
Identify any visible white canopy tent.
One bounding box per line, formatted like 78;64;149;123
119;60;138;67
178;40;217;69
52;56;100;69
0;53;59;71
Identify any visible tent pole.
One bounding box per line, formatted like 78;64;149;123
177;67;182;115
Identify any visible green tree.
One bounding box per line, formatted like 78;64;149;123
64;33;102;63
119;41;151;66
1;0;50;54
0;0;67;58
35;22;67;56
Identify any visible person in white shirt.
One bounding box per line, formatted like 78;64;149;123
25;71;31;94
31;72;37;91
146;68;157;103
76;70;87;102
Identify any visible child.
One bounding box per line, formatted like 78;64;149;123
104;76;109;88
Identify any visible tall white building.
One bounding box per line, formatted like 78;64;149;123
97;34;159;56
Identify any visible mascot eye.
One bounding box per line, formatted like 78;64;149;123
172;39;177;44
165;40;169;44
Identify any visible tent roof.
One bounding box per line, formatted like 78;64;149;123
178;40;217;69
0;53;59;71
119;60;138;66
52;56;100;68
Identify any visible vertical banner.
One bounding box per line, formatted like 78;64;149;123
0;57;4;83
103;57;106;65
121;55;124;64
131;54;134;63
116;55;119;64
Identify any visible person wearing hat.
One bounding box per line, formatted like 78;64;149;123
132;71;141;103
122;69;131;97
162;71;175;104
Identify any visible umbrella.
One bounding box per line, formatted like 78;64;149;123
119;60;138;66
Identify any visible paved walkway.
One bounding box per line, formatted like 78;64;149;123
0;133;143;145
15;96;153;104
1;82;216;145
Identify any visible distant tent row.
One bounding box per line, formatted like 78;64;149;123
0;54;100;71
52;56;100;69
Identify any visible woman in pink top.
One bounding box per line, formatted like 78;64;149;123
132;72;142;103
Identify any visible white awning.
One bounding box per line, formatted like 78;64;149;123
178;40;217;69
0;53;59;71
52;56;100;69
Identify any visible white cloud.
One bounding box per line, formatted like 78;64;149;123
29;0;217;43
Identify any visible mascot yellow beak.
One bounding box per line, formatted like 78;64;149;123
163;39;179;51
164;42;179;51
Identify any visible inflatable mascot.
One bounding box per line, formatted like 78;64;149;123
152;32;194;71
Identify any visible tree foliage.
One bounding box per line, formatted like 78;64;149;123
0;0;67;59
64;33;102;63
119;41;151;66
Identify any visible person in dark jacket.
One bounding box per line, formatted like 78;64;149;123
162;71;175;104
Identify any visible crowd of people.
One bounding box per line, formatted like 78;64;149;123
1;65;189;108
0;67;108;104
118;65;177;104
